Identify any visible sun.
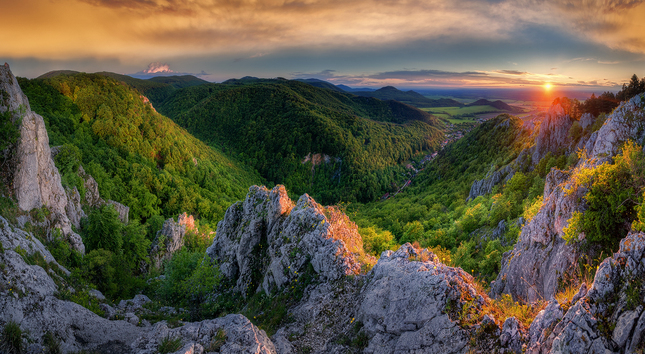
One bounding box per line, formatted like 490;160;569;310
544;83;552;90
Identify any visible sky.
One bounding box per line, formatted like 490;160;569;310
1;0;644;90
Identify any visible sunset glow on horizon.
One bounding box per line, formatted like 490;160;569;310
1;0;644;90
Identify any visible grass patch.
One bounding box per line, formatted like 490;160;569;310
1;321;23;354
157;336;182;354
483;294;546;328
43;331;62;354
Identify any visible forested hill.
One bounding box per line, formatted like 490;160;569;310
18;73;260;223
352;86;464;108
154;79;445;204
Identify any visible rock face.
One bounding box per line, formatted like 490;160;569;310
206;185;364;297
467;164;513;201
532;104;574;163
526;231;645;354
492;94;645;303
589;93;645;158
0;63;84;253
149;217;188;269
491;168;583;302
65;186;86;229
108;200;130;225
357;244;473;354
131;314;276;354
579;113;595;131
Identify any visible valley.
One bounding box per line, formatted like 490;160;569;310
2;63;645;354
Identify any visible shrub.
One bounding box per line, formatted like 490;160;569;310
1;321;23;354
54;144;84;195
157;336;182;354
83;204;123;253
43;331;61;354
568;121;582;141
359;227;396;256
0;107;22;154
565;141;645;250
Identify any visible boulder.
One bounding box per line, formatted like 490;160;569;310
357;244;473;353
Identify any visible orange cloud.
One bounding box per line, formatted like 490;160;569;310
1;0;644;61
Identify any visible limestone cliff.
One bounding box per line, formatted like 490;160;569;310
492;93;645;302
0;63;84;253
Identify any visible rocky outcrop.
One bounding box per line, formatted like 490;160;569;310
467;164;513;201
492;93;645;303
357;244;473;353
108;200;130;224
78;165;103;208
131;314;276;354
65;186;86;229
532;104;574;163
0;215;142;353
579;113;595;131
491;168;583;302
589;93;645;158
1;63;84;253
526;231;645;353
149;217;188;269
206;185;365;297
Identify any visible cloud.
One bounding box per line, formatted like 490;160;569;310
142;62;174;74
495;70;529;75
130;62;208;78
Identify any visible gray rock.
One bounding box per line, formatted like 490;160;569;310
78;165;104;208
108;199;130;224
589;94;645;158
358;244;471;354
206;185;364;297
500;317;523;353
532;103;574;163
100;303;117;320
130;314;276;354
0;63;31;114
89;289;106;301
570;282;587;305
528;300;563;349
271;328;295;354
149;217;187;269
65;186;86;230
467;164;513;201
0;215;142;353
613;309;640;348
1;64;84;253
491;166;583;302
579;113;595;131
494;94;645;304
539;231;645;353
125;312;140;326
627;310;645;353
118;294;152;313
